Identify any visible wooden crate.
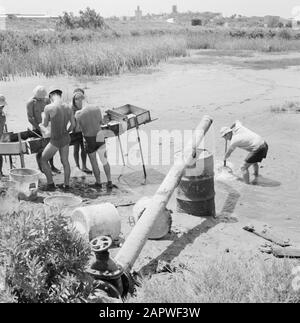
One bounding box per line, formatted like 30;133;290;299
106;104;152;130
27;138;49;154
0;142;28;155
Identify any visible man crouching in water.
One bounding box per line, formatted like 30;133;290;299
221;121;269;184
40;88;75;191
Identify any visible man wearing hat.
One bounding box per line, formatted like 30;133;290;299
221;120;268;184
0;94;7;177
40;88;75;191
27;85;60;174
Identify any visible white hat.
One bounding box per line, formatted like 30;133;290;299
33;85;47;99
220;127;233;138
0;94;7;107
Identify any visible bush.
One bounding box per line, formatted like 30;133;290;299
57;7;107;30
277;29;292;40
0;203;96;303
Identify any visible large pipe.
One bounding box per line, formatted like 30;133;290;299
115;115;213;271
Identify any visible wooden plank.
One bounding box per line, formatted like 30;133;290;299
243;225;291;247
18;133;25;168
271;247;300;259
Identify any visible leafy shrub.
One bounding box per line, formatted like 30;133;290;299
0;203;96;303
248;29;265;39
277;29;292;40
57;7;107;30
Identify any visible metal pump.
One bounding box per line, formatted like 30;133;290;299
87;236;135;300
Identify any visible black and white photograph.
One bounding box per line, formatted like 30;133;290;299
0;0;300;307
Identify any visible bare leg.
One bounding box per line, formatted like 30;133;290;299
59;145;71;186
50;157;61;173
80;140;91;173
41;143;58;185
73;142;80;168
88;151;101;184
36;151;42;172
0;155;3;175
97;144;111;182
241;162;251;184
253;163;259;178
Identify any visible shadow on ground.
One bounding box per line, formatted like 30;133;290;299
138;181;241;276
120;168;166;188
251;176;281;188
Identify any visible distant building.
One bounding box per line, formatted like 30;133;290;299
292;19;300;29
264;15;280;28
292;6;300;29
135;6;142;21
0;16;6;30
0;6;6;30
7;13;55;18
172;5;178;14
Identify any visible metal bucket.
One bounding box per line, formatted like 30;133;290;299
176;149;215;217
44;195;82;210
9;168;40;201
71;203;121;242
132;197;172;240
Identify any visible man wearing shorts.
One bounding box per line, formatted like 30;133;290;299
75;105;112;190
26;85;60;173
40;88;75;191
221;120;268;184
0;95;7;177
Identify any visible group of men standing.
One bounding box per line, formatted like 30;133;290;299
26;86;112;191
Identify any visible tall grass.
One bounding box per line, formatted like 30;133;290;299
129;255;300;303
2;27;300;79
186;30;300;52
0;35;187;79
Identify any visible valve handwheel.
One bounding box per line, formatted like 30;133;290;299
91;236;113;252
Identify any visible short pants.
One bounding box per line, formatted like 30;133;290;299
245;142;269;164
50;134;71;149
84;136;105;154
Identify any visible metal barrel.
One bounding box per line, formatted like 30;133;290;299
176;149;215;217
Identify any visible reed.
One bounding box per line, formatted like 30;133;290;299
0;35;187;80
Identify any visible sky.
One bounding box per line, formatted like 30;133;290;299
0;0;300;18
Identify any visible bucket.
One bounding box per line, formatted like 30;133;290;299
9;168;40;201
71;203;121;242
132;197;172;240
44;195;82;210
176;149;215;217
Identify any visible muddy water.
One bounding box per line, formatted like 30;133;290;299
1;51;300;242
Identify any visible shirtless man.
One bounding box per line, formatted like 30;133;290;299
221;120;269;184
40;88;75;191
27;85;60;173
0;95;7;177
75;104;113;190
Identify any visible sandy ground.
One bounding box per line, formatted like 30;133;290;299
1;50;300;276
